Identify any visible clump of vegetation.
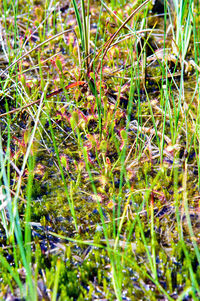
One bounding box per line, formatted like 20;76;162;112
0;0;200;299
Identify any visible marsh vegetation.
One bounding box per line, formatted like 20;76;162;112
0;0;200;299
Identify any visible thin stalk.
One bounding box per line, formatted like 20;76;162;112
47;114;78;231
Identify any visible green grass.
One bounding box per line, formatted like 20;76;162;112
0;0;200;300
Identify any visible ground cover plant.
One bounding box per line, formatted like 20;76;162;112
0;0;200;299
